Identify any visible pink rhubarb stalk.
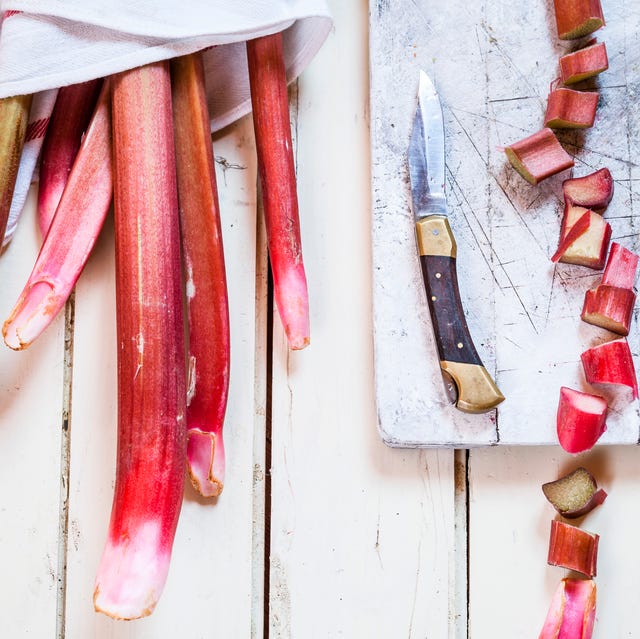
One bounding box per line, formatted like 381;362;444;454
547;520;599;577
544;88;599;129
538;578;596;639
601;242;638;288
0;94;32;243
171;52;230;498
37;79;102;236
562;167;613;211
3;80;112;350
247;32;310;349
560;41;609;84
93;62;186;620
582;285;635;335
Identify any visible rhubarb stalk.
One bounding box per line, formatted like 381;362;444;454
581;338;638;399
171;52;230;498
552;0;605;40
542;467;607;518
93;61;186;620
547;520;599;577
247;32;310;349
3;80;112;350
0;94;32;244
538;578;596;639
556;386;607;453
37;79;102;236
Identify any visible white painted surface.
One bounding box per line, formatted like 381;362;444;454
371;0;640;446
1;1;640;638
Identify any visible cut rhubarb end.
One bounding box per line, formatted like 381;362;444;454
504;128;574;185
542;467;607;518
548;520;599;577
544;88;598;129
93;521;170;620
187;429;225;498
601;242;638;289
557;386;607;454
247;33;311;350
538;578;596;639
560;41;609;85
581;337;638;399
551;209;590;262
37;79;102;236
562;168;614;211
557;207;611;269
553;0;605;40
581;285;635;335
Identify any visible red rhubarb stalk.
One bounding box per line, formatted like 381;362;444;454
601;242;638;289
551;208;591;262
547;520;599;577
562;167;613;211
0;94;32;243
504;128;574;185
93;61;186;620
247;32;310;349
3;80;112;350
171;52;230;498
538;578;596;639
581;337;638;399
560;41;609;84
581;285;635;335
552;0;605;40
556;386;607;453
556;206;611;269
37;79;102;236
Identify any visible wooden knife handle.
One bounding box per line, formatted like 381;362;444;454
415;215;504;413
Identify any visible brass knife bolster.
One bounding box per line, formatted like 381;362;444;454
415;214;504;413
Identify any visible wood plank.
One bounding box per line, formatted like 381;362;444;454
0;187;66;636
370;0;640;446
468;444;639;637
269;3;458;636
63;115;265;635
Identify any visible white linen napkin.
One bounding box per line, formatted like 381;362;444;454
0;1;332;244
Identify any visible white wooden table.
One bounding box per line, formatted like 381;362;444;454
1;2;639;637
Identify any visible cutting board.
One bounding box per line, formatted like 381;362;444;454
370;0;640;446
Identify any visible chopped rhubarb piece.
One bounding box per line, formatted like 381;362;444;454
581;337;638;399
0;94;32;243
548;520;599;577
542;467;607;518
557;207;611;269
552;0;605;40
544;88;598;129
562;167;613;211
3;81;112;350
37;79;102;236
581;285;635;335
505;128;574;185
560;41;609;84
557;386;607;453
93;61;186;620
171;52;230;498
551;208;590;262
601;242;638;289
538;578;596;639
247;33;310;349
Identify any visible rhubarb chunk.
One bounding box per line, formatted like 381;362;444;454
557;386;607;453
601;242;638;289
548;520;599;577
551;208;591;262
93;61;186;620
542;467;607;518
582;286;635;335
505;128;574;185
553;0;605;40
562;167;613;211
581;338;638;399
556;206;611;269
538;578;596;639
544;88;598;129
560;41;609;84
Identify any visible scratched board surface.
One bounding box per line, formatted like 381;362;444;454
370;0;640;446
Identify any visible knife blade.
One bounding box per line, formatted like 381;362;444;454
408;71;504;414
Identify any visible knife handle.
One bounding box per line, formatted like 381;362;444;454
415;215;504;414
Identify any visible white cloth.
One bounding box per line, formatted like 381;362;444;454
0;1;332;243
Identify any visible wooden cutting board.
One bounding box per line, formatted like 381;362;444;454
370;0;640;446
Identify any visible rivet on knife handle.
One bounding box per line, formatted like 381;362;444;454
416;215;504;413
